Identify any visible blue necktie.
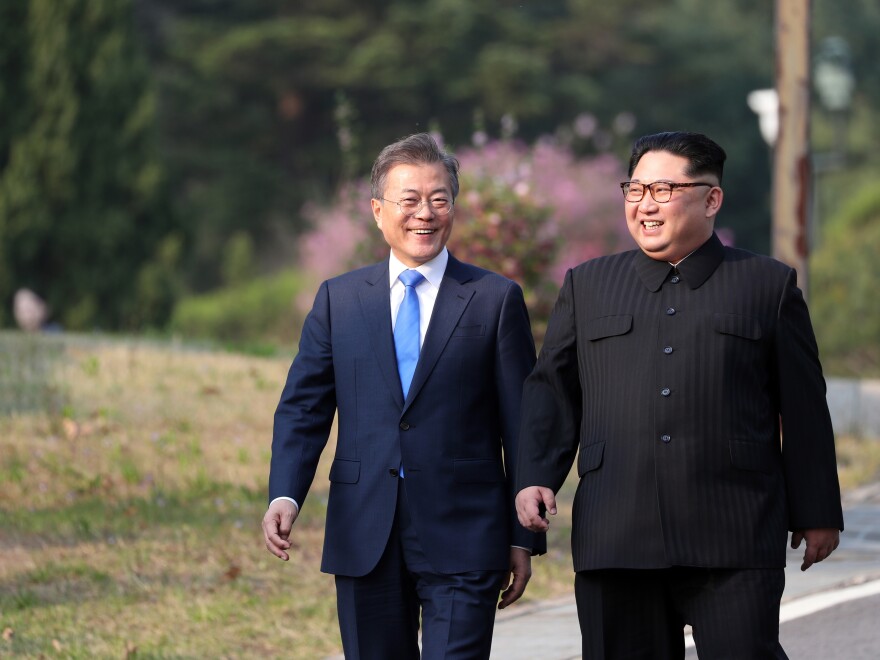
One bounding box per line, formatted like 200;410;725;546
394;269;425;399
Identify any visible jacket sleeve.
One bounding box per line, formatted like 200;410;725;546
268;280;337;507
775;268;844;531
516;269;583;496
494;280;545;553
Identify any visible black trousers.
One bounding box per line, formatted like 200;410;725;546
575;567;788;660
335;481;505;660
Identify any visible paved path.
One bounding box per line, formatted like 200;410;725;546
490;484;880;659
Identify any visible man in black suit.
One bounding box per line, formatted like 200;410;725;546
515;131;843;659
262;133;542;659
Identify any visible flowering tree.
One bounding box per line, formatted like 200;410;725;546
298;137;632;339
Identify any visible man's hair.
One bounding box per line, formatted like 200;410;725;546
627;131;727;183
370;133;460;201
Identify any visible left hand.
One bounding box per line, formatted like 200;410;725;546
791;528;840;571
498;547;532;609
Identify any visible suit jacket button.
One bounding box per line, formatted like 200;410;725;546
661;434;672;443
661;388;671;396
666;307;676;316
664;346;673;354
389;468;398;476
400;421;410;430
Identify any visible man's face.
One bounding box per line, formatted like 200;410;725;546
625;151;723;263
372;162;454;267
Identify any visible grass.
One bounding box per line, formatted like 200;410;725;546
836;434;880;491
1;331;876;658
0;332;578;658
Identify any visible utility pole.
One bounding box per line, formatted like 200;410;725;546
773;0;812;297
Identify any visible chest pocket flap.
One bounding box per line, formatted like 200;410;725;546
714;313;762;340
586;314;633;341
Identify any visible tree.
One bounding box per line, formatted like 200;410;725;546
0;0;173;329
810;183;880;376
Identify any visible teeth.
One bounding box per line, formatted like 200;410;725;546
412;229;434;234
643;221;662;229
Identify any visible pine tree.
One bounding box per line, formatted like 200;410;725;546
0;0;173;329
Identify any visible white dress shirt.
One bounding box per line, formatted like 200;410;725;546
388;247;448;345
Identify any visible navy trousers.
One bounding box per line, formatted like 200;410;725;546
335;480;506;660
575;566;788;659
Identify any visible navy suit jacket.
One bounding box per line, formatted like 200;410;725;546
270;254;543;577
517;234;843;571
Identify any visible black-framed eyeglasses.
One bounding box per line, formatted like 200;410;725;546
379;197;454;216
619;181;713;203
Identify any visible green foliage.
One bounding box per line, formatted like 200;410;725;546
221;231;256;286
2;0;879;336
0;0;173;330
144;0;801;273
170;269;306;348
452;176;560;337
810;183;880;376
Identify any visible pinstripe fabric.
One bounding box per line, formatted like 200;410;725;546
517;233;843;571
575;567;787;659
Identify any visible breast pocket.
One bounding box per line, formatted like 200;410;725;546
714;313;762;340
585;315;633;341
453;324;485;338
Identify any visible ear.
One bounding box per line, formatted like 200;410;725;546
371;198;383;229
705;186;724;219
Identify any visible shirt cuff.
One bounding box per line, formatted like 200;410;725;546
271;496;300;513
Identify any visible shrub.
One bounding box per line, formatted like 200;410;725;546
170;270;306;350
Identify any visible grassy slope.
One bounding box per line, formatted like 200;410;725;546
0;335;574;658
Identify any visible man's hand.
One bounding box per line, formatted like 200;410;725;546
262;499;299;561
515;486;556;532
791;528;840;571
498;547;532;610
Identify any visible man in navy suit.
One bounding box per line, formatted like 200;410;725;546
262;133;543;659
516;132;843;658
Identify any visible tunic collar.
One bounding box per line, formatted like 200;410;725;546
633;233;724;292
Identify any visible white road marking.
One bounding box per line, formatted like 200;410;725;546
684;578;880;649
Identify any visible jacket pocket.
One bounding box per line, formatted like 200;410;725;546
329;458;360;483
453;324;485;338
714;313;762;340
453;458;504;483
729;441;778;474
577;441;605;477
585;315;632;341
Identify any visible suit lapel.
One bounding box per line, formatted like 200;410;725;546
358;261;405;409
404;255;474;411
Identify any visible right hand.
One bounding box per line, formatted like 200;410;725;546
515;486;557;532
262;499;299;561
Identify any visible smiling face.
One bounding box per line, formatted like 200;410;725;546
626;150;723;263
371;162;455;267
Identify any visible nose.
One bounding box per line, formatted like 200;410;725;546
638;192;658;212
412;201;436;219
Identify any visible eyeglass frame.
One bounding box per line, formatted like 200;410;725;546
619;180;714;203
377;196;454;216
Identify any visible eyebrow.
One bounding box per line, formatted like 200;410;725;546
398;187;450;196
